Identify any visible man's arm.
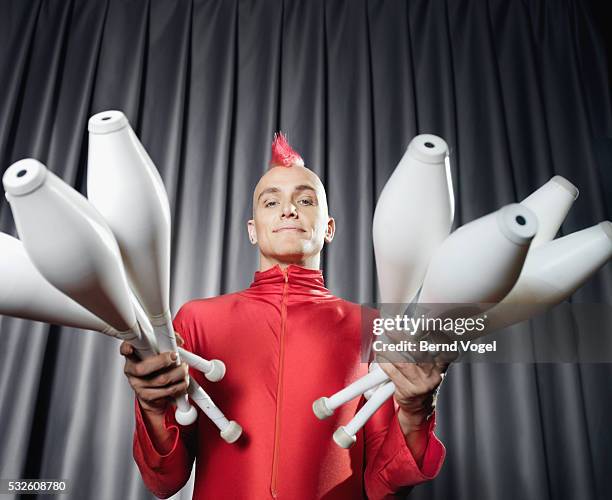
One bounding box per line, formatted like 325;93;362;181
121;329;197;499
382;359;445;463
363;358;447;499
132;397;197;499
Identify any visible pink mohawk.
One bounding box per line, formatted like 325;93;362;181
269;132;305;168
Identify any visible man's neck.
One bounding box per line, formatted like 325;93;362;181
258;254;320;272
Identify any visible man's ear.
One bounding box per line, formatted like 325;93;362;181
247;219;258;245
324;216;335;244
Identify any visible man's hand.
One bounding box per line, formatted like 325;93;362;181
377;357;446;434
120;333;190;416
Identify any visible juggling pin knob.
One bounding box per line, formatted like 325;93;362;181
220;421;243;443
3;159;47;196
496;204;538;245
333;427;357;449
312;397;334;420
205;359;226;382
88;110;128;134
175;405;198;426
407;134;448;164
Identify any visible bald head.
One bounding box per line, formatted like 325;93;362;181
252;165;329;218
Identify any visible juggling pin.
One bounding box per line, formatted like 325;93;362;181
468;221;612;337
364;134;454;398
3;161;241;440
86;110;220;422
86;112;181;344
320;204;538;447
0;231;227;379
520;175;578;248
3;159;155;357
373;134;454;316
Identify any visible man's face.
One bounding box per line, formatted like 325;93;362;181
248;166;334;265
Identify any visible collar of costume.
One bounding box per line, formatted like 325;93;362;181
247;264;331;298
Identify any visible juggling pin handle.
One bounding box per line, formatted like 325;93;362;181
333;381;396;449
151;312;227;417
119;299;197;426
313;364;389;419
115;327;157;358
146;310;197;425
149;310;184;359
149;308;227;382
177;348;226;382
187;378;243;443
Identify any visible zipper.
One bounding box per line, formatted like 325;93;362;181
271;268;289;498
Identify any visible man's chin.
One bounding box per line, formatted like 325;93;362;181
276;252;306;262
270;248;309;263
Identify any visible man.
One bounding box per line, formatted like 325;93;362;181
121;134;447;499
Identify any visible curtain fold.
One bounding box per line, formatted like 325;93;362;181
0;1;610;499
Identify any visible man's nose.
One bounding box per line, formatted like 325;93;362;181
281;202;298;218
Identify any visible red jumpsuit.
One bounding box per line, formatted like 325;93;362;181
133;264;445;499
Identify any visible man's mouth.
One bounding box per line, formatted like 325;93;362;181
274;226;305;232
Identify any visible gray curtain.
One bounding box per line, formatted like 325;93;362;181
0;1;611;499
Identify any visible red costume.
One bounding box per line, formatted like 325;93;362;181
133;264;445;499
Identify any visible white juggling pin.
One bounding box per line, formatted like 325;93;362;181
87;111;201;358
87;110;220;422
373;134;454;312
368;134;454;399
0;231;226;379
325;203;538;447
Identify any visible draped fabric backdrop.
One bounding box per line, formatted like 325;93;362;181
0;1;611;499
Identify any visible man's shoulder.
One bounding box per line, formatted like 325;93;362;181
173;292;243;321
332;296;362;311
327;294;377;309
321;295;379;320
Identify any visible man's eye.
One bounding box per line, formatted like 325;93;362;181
265;200;278;208
298;198;314;206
